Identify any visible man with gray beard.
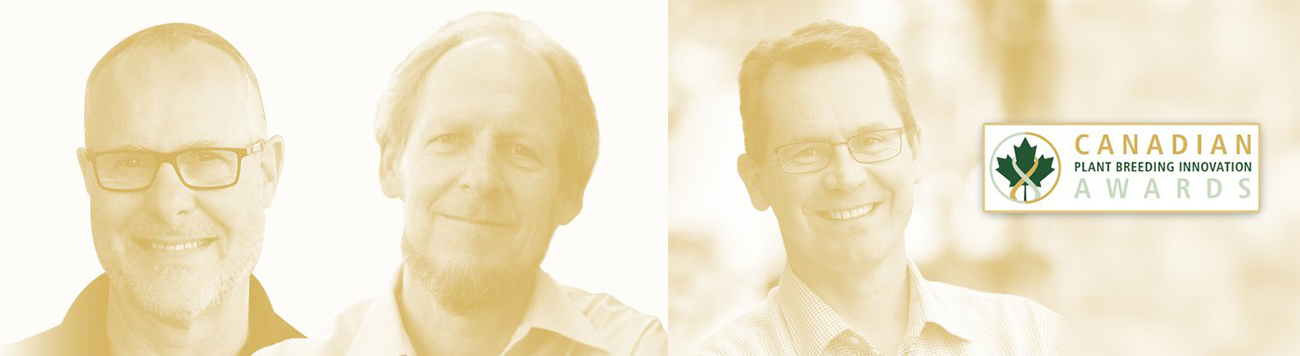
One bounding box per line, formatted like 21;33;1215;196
6;23;301;355
257;12;666;356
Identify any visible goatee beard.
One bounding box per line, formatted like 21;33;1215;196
402;239;539;316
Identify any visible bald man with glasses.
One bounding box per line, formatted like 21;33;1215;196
6;23;301;356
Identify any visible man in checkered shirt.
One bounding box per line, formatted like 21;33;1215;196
693;20;1062;356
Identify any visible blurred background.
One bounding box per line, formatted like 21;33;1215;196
668;0;1300;354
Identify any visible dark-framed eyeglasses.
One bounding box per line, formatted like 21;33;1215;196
773;128;905;174
85;139;266;192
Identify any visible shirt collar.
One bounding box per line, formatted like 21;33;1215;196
347;267;610;355
343;268;416;356
242;276;306;354
776;260;974;356
58;274;302;356
56;274;111;353
506;271;611;352
906;261;976;342
776;267;852;356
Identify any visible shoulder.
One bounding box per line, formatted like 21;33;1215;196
925;281;1062;352
254;298;378;356
927;280;1061;327
558;285;667;355
4;325;75;356
688;291;782;356
5;276;110;355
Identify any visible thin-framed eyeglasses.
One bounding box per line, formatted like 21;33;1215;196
773;127;905;174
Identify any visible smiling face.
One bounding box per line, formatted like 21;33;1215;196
739;55;919;273
81;42;275;323
384;38;573;313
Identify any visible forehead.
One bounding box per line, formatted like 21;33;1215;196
759;55;902;143
410;38;565;137
85;43;259;151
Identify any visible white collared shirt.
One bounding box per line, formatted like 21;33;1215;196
256;267;666;356
692;261;1061;356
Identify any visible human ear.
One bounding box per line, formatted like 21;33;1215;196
378;141;406;199
737;153;770;211
77;148;95;195
257;135;286;208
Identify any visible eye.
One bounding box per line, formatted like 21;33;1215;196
118;157;146;168
428;134;467;153
855;134;886;146
510;143;537;159
796;147;820;157
509;143;540;168
851;133;891;152
194;151;221;162
433;134;462;145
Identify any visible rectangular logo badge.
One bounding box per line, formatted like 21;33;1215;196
983;123;1260;213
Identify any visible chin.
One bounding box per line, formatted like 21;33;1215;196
104;252;255;324
110;267;220;323
136;284;219;322
797;230;892;267
406;248;530;314
402;233;548;312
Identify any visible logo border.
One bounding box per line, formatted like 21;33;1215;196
981;122;1261;214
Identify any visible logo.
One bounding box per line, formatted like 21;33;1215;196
989;132;1061;204
983;124;1259;213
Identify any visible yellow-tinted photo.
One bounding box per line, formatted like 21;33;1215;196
5;23;302;356
256;11;666;356
669;1;1300;355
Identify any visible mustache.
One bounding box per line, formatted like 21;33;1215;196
121;216;222;238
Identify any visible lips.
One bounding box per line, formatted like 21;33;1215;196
817;202;880;221
438;213;514;228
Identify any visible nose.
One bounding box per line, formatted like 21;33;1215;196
821;144;868;192
143;162;196;224
458;143;504;197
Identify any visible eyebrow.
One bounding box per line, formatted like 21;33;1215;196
178;140;222;150
97;140;223;153
96;144;150;152
418;121;549;145
495;129;548;144
783;122;894;144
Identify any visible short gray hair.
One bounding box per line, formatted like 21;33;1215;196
739;20;916;158
375;11;599;198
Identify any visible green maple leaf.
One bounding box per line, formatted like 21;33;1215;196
995;138;1055;189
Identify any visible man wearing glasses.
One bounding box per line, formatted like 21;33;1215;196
7;23;300;355
694;21;1059;355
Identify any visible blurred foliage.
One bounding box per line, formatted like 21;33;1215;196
668;1;1300;354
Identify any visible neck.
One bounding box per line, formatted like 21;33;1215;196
398;266;534;356
789;249;911;354
105;277;250;356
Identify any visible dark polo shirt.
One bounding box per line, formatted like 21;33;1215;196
5;274;303;356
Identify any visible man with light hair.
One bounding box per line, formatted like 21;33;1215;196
5;23;301;355
257;11;666;356
693;20;1060;355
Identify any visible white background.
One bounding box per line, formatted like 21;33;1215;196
0;0;666;342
